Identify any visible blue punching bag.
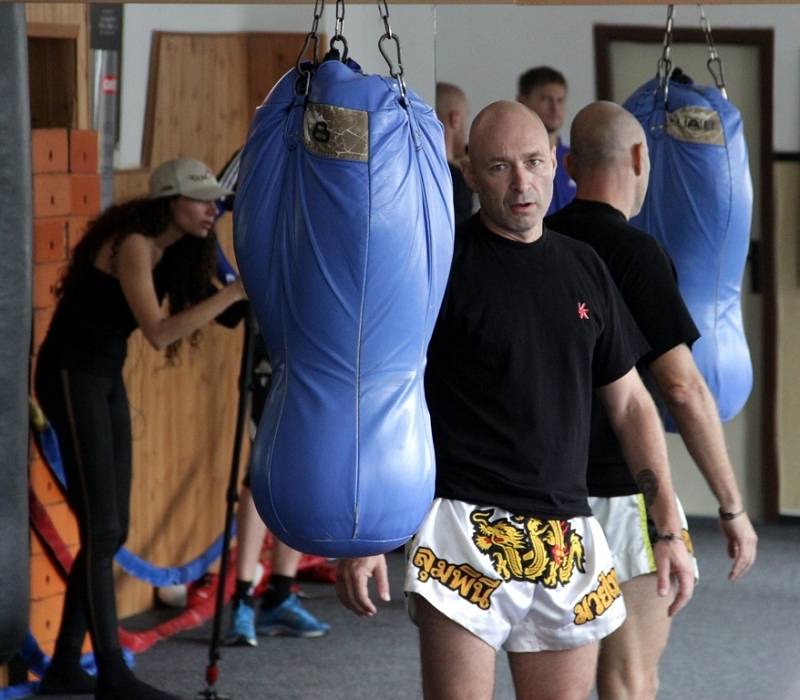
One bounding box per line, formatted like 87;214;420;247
625;71;753;425
234;58;454;557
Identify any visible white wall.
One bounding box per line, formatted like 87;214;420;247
118;3;436;168
434;4;800;152
120;3;799;159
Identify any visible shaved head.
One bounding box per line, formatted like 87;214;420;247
567;101;651;217
569;101;646;175
436;82;467;121
436;82;469;161
468;101;549;165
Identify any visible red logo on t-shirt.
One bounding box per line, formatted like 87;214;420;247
577;302;589;320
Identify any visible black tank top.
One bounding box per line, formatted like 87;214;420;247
40;263;168;376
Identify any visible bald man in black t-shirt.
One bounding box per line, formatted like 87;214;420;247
547;101;757;700
336;102;694;700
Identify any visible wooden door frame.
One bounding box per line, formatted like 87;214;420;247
594;25;778;520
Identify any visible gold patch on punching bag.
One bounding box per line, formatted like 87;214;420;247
665;106;725;146
303;103;369;162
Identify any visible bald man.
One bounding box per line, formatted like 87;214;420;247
435;81;474;223
546;101;757;700
337;101;695;700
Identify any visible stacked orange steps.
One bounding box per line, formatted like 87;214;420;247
29;127;100;658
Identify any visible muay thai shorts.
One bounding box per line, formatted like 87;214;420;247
589;494;699;584
403;498;627;652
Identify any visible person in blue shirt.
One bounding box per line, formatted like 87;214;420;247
517;66;576;216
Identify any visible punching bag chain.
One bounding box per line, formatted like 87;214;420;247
656;4;675;106
698;5;727;99
330;0;349;61
377;0;408;102
295;0;325;95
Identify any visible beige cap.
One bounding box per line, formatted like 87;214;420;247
149;157;233;201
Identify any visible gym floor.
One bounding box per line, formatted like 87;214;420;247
41;517;800;700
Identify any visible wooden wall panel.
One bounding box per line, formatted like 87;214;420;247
25;4;90;129
116;31;306;615
27;37;78;129
113;169;151;204
775;161;800;515
144;33;251;170
117;327;245;613
245;33;322;112
117;32;252;613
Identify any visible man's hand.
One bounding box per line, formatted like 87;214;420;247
336;555;391;617
654;537;695;617
720;513;758;581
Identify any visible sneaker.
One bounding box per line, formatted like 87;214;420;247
225;600;258;647
256;594;330;638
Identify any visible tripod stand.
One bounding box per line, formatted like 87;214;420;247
197;308;257;700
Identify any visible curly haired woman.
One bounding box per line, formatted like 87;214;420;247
35;158;246;700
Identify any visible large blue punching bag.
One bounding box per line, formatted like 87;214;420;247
234;58;454;557
625;70;753;424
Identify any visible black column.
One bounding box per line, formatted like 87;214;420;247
0;2;32;665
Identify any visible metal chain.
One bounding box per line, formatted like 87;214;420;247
656;4;675;105
699;4;727;98
330;0;349;60
377;0;407;101
295;0;324;95
334;0;345;37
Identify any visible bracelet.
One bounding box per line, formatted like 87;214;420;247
718;507;746;521
652;531;683;544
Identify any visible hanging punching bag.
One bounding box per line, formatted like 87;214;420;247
234;57;454;557
625;69;753;425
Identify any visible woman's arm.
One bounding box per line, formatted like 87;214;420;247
117;233;246;351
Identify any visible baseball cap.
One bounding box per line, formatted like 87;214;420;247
149;157;234;201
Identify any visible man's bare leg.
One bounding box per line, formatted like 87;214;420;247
508;642;599;700
596;573;672;700
415;596;497;700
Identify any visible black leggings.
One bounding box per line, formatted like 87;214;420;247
35;359;132;657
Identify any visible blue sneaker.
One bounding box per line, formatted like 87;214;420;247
225;600;257;647
256;594;330;638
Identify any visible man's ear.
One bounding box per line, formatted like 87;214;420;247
631;142;645;176
443;109;457;129
565;152;576;180
447;110;459;133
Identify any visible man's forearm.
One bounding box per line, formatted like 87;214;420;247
666;377;744;513
620;440;683;534
607;382;684;533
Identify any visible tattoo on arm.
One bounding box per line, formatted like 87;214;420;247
636;469;659;508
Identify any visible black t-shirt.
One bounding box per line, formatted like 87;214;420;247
546;199;700;497
425;214;648;518
41;264;169;376
41;263;246;377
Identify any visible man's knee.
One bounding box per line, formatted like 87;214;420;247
597;642;660;700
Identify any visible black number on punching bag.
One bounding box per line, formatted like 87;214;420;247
312;120;330;143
